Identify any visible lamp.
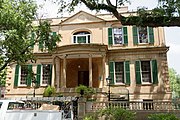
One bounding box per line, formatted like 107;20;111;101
106;76;112;101
32;75;37;97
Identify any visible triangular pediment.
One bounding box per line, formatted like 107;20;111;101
60;11;105;25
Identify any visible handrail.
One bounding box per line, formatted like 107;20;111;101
86;101;180;111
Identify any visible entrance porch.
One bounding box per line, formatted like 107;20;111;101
51;44;107;95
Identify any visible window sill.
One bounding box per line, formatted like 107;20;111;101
17;85;29;88
136;43;154;46
111;44;126;47
41;84;48;87
141;83;153;86
111;83;129;86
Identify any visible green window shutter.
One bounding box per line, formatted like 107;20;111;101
30;32;35;49
109;61;114;84
133;26;138;45
125;61;130;85
135;61;141;84
52;32;56;36
108;28;113;45
39;35;44;50
148;27;154;44
152;60;158;84
14;65;20;87
52;32;57;46
49;64;52;85
27;65;32;87
36;64;41;87
123;27;128;45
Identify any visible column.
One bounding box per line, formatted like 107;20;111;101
51;57;55;87
100;54;106;88
55;57;60;89
89;54;92;87
63;55;67;88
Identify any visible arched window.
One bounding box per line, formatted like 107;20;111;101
73;31;90;43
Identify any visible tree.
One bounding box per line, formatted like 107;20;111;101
54;0;180;27
169;68;180;98
0;56;6;86
0;0;61;73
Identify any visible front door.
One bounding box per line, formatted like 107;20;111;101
78;71;89;86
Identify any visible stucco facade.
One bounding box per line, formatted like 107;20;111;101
5;7;171;101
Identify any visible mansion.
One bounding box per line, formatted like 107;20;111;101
5;7;171;102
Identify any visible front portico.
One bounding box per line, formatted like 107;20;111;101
52;44;107;93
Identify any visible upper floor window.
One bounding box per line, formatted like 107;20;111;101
133;26;154;45
109;61;130;85
108;27;128;46
73;31;90;44
135;60;158;84
38;32;57;50
138;27;148;43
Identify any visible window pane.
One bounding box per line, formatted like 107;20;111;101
115;62;124;83
138;27;148;43
77;36;86;43
88;35;90;43
42;64;51;84
141;61;151;83
113;28;123;44
73;36;76;43
20;65;28;85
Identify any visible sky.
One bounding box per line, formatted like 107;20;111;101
36;0;180;74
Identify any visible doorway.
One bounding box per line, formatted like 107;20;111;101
78;71;89;86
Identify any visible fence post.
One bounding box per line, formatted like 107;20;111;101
78;97;86;120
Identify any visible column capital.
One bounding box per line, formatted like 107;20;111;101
88;54;92;57
63;54;68;58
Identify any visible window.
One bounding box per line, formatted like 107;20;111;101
135;60;158;84
113;28;123;44
141;61;151;83
14;65;32;87
20;65;28;85
133;26;154;45
36;64;52;86
138;27;148;43
109;61;130;85
115;62;124;83
42;64;51;85
108;27;128;45
73;31;90;44
39;32;57;50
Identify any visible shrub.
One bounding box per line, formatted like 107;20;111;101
99;107;136;120
43;85;56;97
148;113;179;120
83;112;99;120
75;84;95;97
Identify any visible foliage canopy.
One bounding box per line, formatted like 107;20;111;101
169;68;180;98
54;0;180;27
0;0;61;73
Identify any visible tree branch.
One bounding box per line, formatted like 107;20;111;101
122;16;180;27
